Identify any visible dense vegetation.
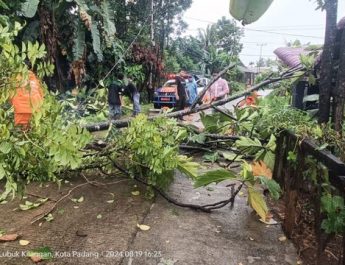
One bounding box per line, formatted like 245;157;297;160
1;0;244;98
1;0;344;247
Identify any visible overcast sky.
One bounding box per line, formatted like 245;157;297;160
183;0;345;65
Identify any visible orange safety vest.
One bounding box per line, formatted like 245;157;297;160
11;71;44;126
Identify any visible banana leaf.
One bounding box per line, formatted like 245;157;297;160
229;0;273;25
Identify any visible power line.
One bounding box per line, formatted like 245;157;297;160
184;16;323;28
241;54;276;56
184;16;324;39
244;28;323;39
257;28;323;31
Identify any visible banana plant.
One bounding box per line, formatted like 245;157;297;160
229;0;273;25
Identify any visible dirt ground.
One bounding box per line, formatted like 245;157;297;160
0;168;299;265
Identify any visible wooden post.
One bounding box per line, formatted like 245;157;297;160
343;230;345;265
283;138;304;238
273;132;285;185
315;168;324;265
332;28;345;132
318;0;338;124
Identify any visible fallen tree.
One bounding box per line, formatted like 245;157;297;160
85;68;302;132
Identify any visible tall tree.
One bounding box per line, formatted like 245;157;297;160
332;26;345;131
318;0;338;123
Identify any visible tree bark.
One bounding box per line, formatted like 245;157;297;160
318;0;338;124
332;28;345;131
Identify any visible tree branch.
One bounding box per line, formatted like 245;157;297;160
107;157;244;212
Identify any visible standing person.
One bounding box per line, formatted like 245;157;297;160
208;72;230;102
11;70;44;128
175;74;187;112
186;76;198;107
125;77;141;116
108;73;124;120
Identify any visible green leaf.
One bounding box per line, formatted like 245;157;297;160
73;21;86;60
19;198;48;211
90;22;103;61
0;142;12;154
259;177;281;200
230;0;273;25
44;213;54;222
222;152;243;161
0;164;6;180
175;129;188;141
262;150;275;170
177;156;200;179
247;186;268;220
188;133;206;144
203;152;219;163
265;134;276;152
321;194;345;234
0;0;9;9
200;113;220;133
235;136;262;154
321;194;344;214
100;0;116;45
21;0;40;18
241;161;254;183
194;169;237;188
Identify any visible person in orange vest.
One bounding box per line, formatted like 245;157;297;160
11;71;44;127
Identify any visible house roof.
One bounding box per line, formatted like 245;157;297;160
274;17;345;68
273;47;307;68
237;65;257;74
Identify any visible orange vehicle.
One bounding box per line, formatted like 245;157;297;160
153;73;210;109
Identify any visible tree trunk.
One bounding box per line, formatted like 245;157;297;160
38;3;65;92
318;0;338;124
332;28;345;131
116;0;127;39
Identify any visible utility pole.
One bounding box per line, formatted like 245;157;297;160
257;43;267;73
150;0;154;46
149;0;154;96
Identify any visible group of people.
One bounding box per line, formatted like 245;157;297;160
107;73;141;120
107;71;230;120
174;72;230;112
174;75;198;112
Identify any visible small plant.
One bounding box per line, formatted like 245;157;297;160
321;193;345;234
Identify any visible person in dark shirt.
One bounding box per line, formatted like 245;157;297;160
125;77;141;116
108;73;124;119
175;75;187;111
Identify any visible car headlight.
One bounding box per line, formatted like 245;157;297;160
154;91;158;96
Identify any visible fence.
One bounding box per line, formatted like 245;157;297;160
273;130;345;265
